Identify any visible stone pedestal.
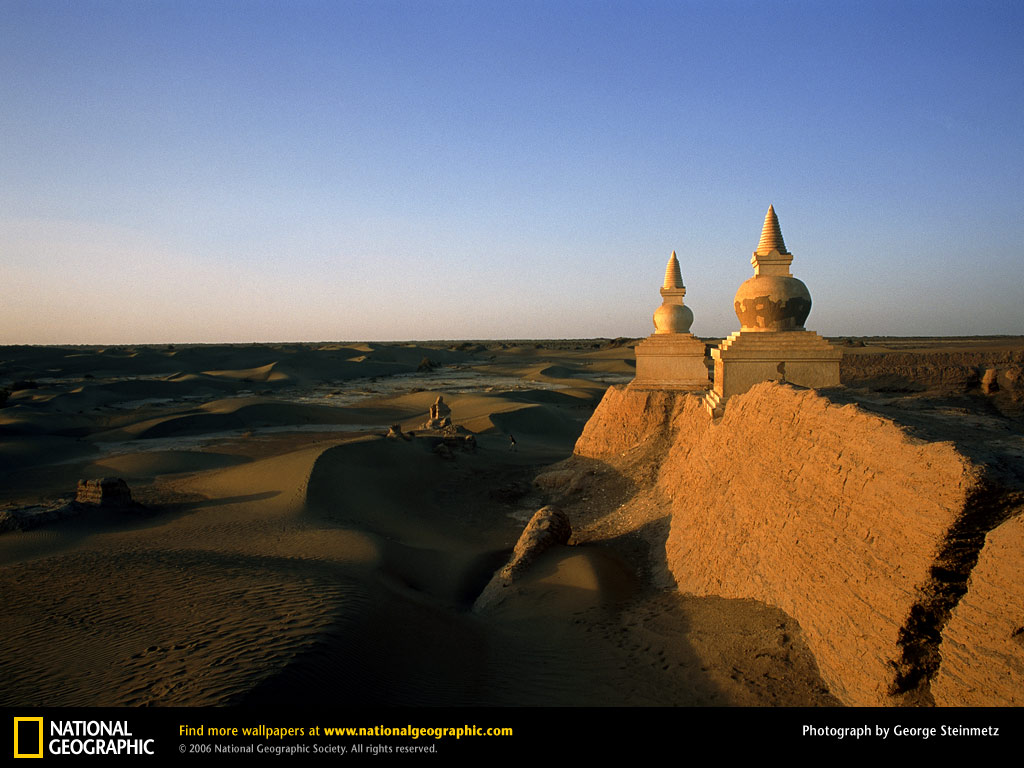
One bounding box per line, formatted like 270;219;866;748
704;330;841;415
632;333;709;391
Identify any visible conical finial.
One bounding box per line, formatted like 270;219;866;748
662;251;684;290
755;204;788;255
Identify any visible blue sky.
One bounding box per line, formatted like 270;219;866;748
2;0;1022;343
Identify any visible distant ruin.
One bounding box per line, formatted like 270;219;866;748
1;477;139;534
422;395;452;429
75;478;133;507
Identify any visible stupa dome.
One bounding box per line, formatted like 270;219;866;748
734;274;811;331
654;301;694;333
733;206;812;332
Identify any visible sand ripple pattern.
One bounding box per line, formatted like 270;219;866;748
0;548;364;707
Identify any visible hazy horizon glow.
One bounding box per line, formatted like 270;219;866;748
2;1;1023;344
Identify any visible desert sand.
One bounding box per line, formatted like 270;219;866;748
0;339;838;708
1;337;1020;708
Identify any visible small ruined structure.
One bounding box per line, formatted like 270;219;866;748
422;395;452;429
2;478;139;533
386;424;411;440
630;251;709;390
704;205;840;416
75;478;133;506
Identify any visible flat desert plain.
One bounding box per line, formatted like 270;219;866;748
1;337;1021;707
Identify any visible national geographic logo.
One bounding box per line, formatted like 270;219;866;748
13;717;155;758
13;718;43;759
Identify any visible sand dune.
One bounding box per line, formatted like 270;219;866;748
94;450;251;480
0;339;856;708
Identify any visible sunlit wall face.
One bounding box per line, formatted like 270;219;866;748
2;1;1022;344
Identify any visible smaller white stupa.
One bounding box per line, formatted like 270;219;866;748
630;251;709;390
704;205;841;416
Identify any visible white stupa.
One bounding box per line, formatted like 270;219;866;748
704;205;841;416
630;251;709;391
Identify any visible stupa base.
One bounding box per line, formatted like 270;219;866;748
630;333;709;391
704;330;842;416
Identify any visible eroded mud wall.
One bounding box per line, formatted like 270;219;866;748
575;383;1021;706
931;514;1024;706
841;349;1024;395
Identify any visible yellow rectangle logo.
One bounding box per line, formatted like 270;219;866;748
13;717;44;759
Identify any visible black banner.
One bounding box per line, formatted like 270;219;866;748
4;706;1019;761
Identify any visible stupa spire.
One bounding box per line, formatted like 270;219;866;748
662;251;684;290
755;204;788;256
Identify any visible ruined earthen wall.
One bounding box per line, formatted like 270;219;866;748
574;387;695;461
575;382;1020;706
931;514;1024;706
841;350;1024;393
